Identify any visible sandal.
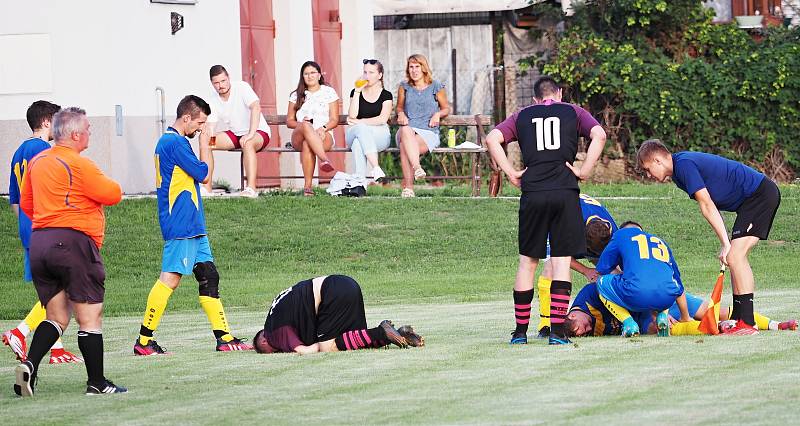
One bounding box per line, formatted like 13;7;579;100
303;188;314;197
319;160;335;173
401;188;415;198
413;167;427;180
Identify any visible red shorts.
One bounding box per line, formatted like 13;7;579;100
223;130;270;151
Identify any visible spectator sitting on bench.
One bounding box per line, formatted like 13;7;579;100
200;65;271;198
396;54;450;198
287;61;340;197
345;59;392;185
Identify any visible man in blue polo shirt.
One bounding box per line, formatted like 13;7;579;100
636;139;780;335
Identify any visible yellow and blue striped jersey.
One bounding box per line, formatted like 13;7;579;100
154;127;208;241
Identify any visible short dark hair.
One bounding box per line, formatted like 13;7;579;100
619;220;643;230
26;100;61;131
586;219;613;257
209;65;228;79
636;139;671;169
533;76;560;99
176;95;211;119
253;329;270;354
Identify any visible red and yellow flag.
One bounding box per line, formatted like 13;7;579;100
698;268;725;335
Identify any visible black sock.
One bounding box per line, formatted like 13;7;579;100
733;294;755;326
549;281;572;338
138;325;154;338
513;289;534;335
28;320;62;372
212;330;227;339
77;331;104;384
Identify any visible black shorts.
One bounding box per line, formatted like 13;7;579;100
519;189;585;258
732;178;781;240
29;228;106;306
316;275;368;341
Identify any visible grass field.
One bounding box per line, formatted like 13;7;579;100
1;184;799;424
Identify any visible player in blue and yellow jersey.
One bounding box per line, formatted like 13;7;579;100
594;221;690;337
524;193;618;343
133;95;252;355
566;283;796;337
3;101;83;364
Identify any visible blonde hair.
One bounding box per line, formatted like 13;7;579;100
405;54;433;85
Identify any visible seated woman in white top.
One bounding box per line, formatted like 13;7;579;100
287;61;340;196
345;59;393;184
396;54;450;198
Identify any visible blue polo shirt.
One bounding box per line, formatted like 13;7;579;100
671;152;764;212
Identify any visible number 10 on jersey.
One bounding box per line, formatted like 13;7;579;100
532;117;561;151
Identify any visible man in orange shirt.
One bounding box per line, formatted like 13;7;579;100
14;107;127;397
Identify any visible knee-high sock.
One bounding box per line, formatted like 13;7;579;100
27;320;61;372
549;281;572;338
17;301;47;336
599;294;632;323
671;321;703;335
513;289;533;335
199;296;231;341
732;294;755;326
77;330;104;384
334;327;387;350
754;311;771;330
536;277;552;331
139;280;173;345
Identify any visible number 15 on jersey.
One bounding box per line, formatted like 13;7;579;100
532;117;561;151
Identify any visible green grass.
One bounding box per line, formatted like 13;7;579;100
0;184;799;424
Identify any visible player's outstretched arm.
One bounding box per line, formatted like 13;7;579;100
486;129;525;187
693;188;731;265
293;343;320;355
570;258;598;282
675;292;691;322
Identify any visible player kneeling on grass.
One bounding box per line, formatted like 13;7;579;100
529;193;617;341
134;95;252;356
253;275;423;354
565;283;797;337
593;221;691;337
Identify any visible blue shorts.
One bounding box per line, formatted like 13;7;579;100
161;236;214;276
639;292;704;331
23;247;32;282
596;274;678;313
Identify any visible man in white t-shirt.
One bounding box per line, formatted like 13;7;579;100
200;65;272;198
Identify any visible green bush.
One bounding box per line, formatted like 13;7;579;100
529;0;800;180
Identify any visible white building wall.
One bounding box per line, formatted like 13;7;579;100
0;0;242;193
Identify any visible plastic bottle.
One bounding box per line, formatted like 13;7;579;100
447;128;456;148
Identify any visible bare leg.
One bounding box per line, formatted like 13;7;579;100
203;132;236;192
514;255;539;292
300;140;315;190
299;122;331;163
728;236;759;295
44;291;72;332
242;133;265;190
398;127;415;188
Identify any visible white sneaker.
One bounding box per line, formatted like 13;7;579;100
372;166;386;183
199;186;220;197
238;187;259;198
401;188;415;198
413;167;427;180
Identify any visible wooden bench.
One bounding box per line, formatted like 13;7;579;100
232;114;492;196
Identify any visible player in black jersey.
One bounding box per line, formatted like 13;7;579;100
253;275;424;354
486;76;607;345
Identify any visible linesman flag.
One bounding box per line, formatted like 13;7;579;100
698;267;725;335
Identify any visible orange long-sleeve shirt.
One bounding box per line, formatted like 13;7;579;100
20;145;122;248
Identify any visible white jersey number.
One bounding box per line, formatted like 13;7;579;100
532;117;561;151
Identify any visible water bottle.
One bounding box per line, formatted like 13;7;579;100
447;128;456;148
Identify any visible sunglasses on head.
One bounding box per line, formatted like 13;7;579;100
363;59;378;65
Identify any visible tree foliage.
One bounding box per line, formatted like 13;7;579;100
532;0;800;179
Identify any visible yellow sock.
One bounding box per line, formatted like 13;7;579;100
599;294;632;322
671;321;703;336
754;311;771;330
537;276;552;331
199;296;231;340
24;302;47;331
139;280;173;345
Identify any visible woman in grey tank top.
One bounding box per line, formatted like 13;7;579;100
396;54;450;198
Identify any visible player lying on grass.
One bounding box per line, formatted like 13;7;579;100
565;282;797;337
526;193;618;342
593;221;690;337
253;275;424;354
